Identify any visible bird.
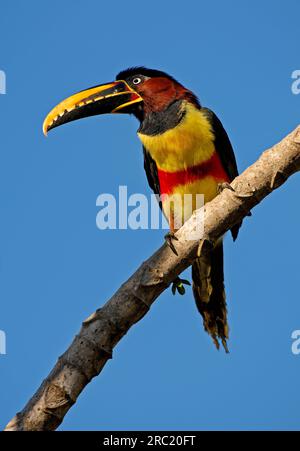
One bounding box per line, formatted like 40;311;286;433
43;67;242;352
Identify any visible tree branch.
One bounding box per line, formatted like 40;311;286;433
5;125;300;431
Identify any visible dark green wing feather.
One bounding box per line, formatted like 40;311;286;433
143;146;162;209
202;107;238;181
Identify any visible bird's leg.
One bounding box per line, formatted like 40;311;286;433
164;231;178;255
164;215;191;295
171;276;191;296
164;214;178;255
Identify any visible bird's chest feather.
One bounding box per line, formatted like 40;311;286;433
138;104;229;224
138;103;216;172
138;104;228;196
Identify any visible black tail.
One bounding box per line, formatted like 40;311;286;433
192;241;229;352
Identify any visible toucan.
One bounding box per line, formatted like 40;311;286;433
43;67;242;352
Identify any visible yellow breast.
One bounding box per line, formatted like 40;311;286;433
137;102;215;172
161;176;219;228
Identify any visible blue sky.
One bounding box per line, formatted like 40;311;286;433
0;0;300;430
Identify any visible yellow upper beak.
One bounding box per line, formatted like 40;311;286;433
43;80;143;136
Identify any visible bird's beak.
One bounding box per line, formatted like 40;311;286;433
42;80;143;135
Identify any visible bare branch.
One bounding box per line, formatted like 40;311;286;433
5;125;300;431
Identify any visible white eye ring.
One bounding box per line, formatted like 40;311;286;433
132;77;142;85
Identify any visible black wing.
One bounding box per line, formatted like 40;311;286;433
143;146;162;209
201;107;238;181
202;108;242;241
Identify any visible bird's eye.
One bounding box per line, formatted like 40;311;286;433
132;77;142;85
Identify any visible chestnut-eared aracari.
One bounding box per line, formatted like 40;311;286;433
43;67;242;352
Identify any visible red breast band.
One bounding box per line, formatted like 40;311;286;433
157;151;230;195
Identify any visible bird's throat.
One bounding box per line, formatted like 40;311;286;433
138;99;185;137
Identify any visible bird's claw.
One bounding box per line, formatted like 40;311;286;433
217;182;235;195
164;231;179;255
171;276;191;296
217;182;252;217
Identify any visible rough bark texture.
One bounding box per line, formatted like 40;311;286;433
5;125;300;431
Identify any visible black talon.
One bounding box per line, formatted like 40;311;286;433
217;182;235;194
171;276;191;296
164;231;179;255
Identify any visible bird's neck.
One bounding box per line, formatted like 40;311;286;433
137;99;186;136
137;102;216;172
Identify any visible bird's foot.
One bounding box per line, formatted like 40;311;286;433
217;182;252;217
217;182;235;195
164;231;179;255
171;276;191;296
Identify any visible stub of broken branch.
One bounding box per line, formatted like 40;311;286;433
5;125;300;431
